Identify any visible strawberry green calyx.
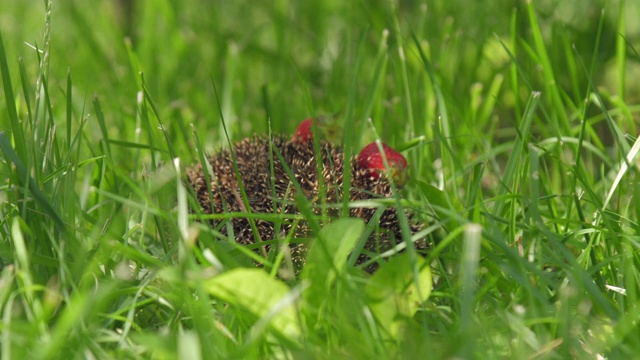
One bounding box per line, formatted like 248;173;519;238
357;142;409;187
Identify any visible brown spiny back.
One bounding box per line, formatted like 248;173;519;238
186;134;424;272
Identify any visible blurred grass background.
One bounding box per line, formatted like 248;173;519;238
4;0;638;150
1;0;640;358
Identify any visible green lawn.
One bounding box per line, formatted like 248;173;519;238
1;0;640;358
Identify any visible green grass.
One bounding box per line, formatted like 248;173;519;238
1;0;640;358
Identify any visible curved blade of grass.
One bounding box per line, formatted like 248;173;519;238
602;134;640;211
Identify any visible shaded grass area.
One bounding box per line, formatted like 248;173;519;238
1;0;640;358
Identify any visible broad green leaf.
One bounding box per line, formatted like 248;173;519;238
301;218;364;293
365;254;432;339
203;268;300;340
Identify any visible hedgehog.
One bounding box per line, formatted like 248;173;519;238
186;118;426;273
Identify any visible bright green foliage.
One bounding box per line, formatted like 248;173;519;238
301;218;364;293
365;254;432;342
203;268;302;342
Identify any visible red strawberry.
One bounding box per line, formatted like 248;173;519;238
292;117;343;144
292;118;314;143
357;142;409;186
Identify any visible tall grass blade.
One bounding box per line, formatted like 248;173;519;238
0;31;27;161
0;132;63;228
491;91;540;219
